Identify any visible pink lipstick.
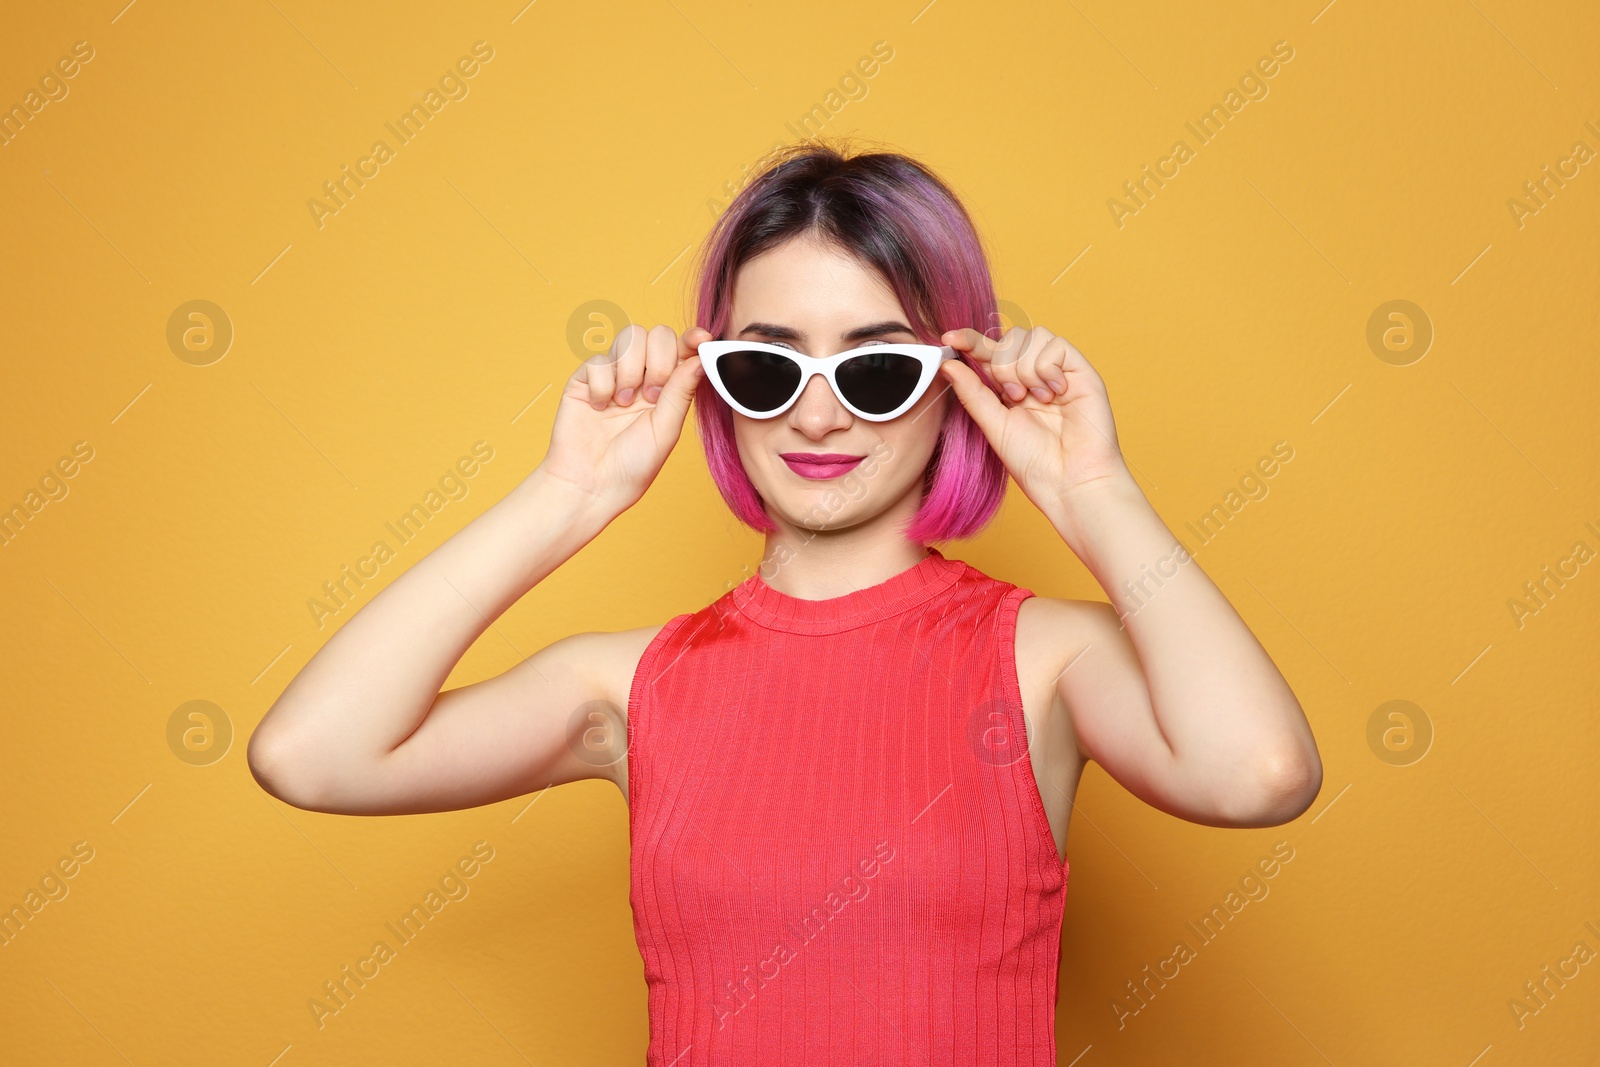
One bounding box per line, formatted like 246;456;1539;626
780;453;865;480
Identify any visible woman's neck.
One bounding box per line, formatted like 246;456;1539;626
755;530;932;601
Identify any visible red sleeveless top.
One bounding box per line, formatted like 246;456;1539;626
626;548;1070;1065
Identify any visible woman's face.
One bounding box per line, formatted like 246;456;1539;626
723;234;949;534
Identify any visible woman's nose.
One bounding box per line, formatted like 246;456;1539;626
788;374;853;431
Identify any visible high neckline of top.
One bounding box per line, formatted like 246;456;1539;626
728;547;967;635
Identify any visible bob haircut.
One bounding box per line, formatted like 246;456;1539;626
688;139;1010;544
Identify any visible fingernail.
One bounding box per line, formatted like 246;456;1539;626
1003;382;1026;401
1030;386;1052;402
644;385;661;402
617;387;635;405
1049;379;1066;394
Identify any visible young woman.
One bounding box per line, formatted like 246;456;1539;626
249;142;1322;1064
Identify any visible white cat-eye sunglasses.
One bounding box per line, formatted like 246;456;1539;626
697;340;959;423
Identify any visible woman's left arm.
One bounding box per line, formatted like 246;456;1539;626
940;325;1323;828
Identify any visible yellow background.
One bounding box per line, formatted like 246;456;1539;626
2;0;1597;1063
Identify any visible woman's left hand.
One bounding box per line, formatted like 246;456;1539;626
938;326;1132;514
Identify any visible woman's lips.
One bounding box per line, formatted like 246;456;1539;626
781;454;865;480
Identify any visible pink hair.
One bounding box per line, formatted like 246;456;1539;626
686;139;1009;544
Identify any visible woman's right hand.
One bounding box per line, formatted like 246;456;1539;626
537;323;712;512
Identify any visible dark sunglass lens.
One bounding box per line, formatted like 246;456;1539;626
718;349;802;412
836;351;923;415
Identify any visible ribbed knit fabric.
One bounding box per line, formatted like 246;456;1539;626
627;547;1070;1065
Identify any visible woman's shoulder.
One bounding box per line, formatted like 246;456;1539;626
578;615;697;719
1014;593;1120;678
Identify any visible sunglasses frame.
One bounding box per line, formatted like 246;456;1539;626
696;340;960;422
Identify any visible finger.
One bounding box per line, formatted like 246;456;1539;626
587;324;635;408
1056;335;1106;394
1029;334;1106;407
638;329;676;406
650;327;711;404
621;324;673;407
979;326;1031;403
648;352;705;437
937;357;1010;440
679;326;714;350
943;325;1029;402
942;327;998;362
1034;337;1071;397
1015;329;1066;401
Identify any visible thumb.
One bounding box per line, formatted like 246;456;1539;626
648;353;705;437
939;358;1009;440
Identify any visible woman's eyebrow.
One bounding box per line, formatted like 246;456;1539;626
841;320;917;342
738;322;803;341
736;320;917;342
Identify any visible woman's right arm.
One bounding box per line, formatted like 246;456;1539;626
246;323;711;816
